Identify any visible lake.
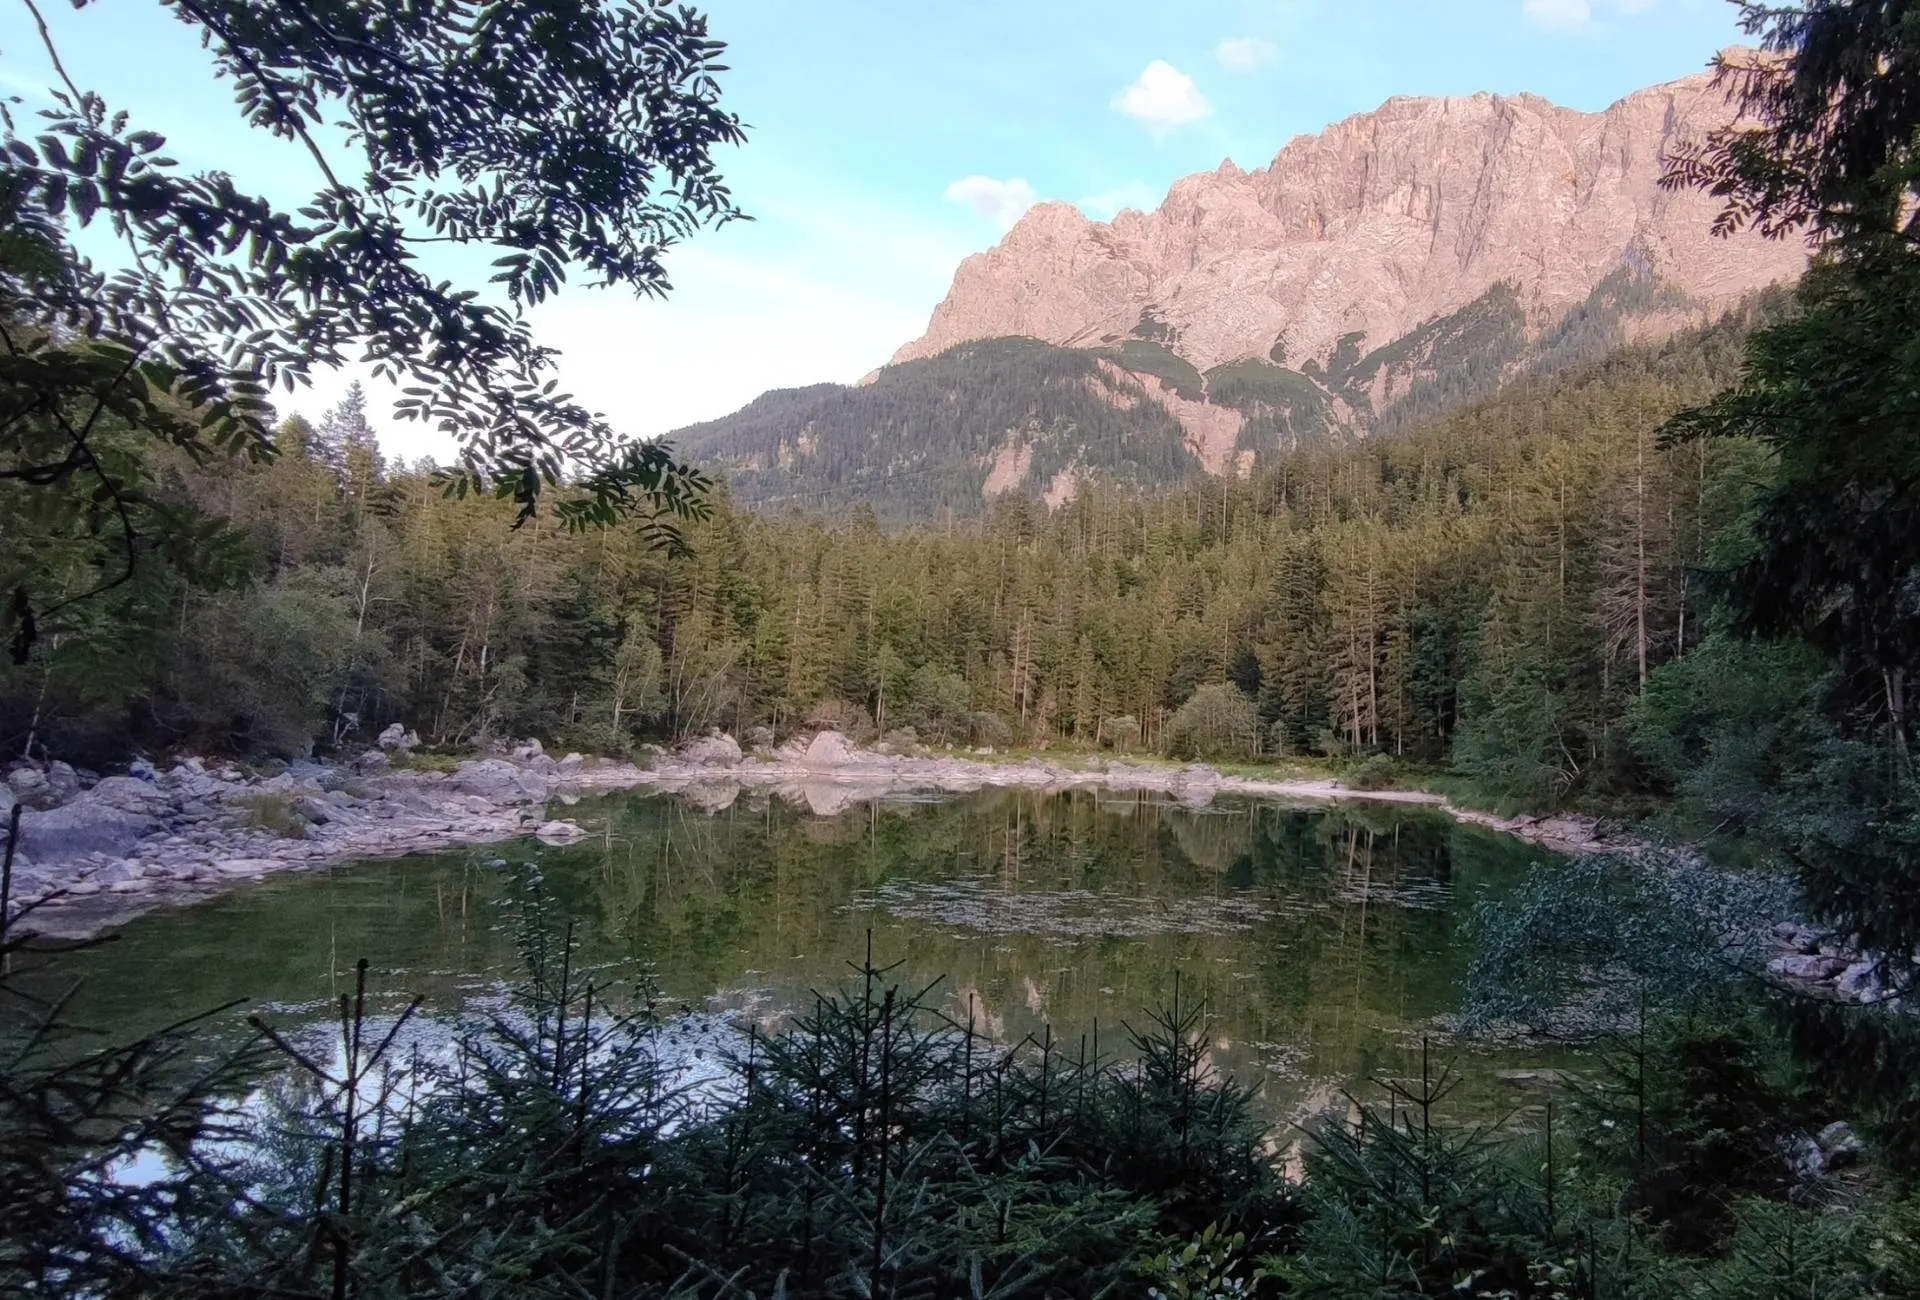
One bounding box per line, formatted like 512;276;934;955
33;786;1566;1126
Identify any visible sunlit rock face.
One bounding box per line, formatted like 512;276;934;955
894;57;1809;374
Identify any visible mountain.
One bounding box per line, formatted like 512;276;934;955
674;58;1809;520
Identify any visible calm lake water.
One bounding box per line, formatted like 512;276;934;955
38;787;1566;1125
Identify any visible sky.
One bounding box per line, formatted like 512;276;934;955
0;0;1754;460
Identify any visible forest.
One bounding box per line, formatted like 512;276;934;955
0;288;1778;816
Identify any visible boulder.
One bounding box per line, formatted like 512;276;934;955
377;723;420;752
680;732;743;767
353;749;391;775
556;752;585;775
744;725;776;751
127;757;158;782
452;759;550;803
803;730;858;767
7;767;56;811
1768;953;1848;982
1773;922;1827;955
1781;1131;1826;1181
86;775;175;816
1836;960;1886;1003
45;761;80;804
511;738;545;761
1817;1121;1866;1168
17;803;163;867
291;797;332;826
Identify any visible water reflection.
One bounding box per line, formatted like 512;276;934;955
42;788;1559;1123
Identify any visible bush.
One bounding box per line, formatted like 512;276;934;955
807;697;875;741
1100;715;1141;752
390;750;461;774
7;901;1295;1298
968;710;1014;749
1163;685;1260;762
233;791;308;838
879;727;921;754
898;667;972;743
1345;754;1398;790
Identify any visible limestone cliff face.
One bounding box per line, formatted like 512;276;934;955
893;62;1809;371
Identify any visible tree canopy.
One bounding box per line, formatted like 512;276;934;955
0;0;742;655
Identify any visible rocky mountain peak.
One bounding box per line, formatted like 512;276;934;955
892;59;1809;374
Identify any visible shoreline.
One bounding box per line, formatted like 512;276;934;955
0;735;1654;942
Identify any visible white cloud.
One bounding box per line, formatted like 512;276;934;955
942;175;1040;230
1078;181;1160;220
1215;36;1277;73
1111;60;1212;134
1522;0;1592;29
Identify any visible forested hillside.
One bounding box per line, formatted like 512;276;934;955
674;271;1714;520
1;293;1776;802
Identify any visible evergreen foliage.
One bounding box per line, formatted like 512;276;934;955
0;297;1782;765
0;0;736;594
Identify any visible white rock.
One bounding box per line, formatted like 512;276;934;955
533;820;588;844
377;723;420;752
803;731;858;767
680;732;744;767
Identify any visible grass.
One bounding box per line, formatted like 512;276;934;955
233;792;309;838
389;750;461;774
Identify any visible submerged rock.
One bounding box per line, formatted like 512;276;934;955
533;820;588;844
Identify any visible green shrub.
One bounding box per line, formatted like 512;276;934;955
232;792;308;838
1345;754;1397;790
391;750;460;774
1163;685;1260;762
968;710;1014;749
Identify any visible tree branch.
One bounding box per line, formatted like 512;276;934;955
19;0;86;105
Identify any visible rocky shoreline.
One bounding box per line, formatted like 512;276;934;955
0;731;1896;1006
0;729;1601;940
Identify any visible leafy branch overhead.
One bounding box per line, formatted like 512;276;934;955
0;0;742;536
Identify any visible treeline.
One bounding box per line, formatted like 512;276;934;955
0;294;1777;797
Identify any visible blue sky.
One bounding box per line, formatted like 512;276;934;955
1;0;1751;458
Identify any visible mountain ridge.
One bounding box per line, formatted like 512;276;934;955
891;57;1807;375
671;59;1810;521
